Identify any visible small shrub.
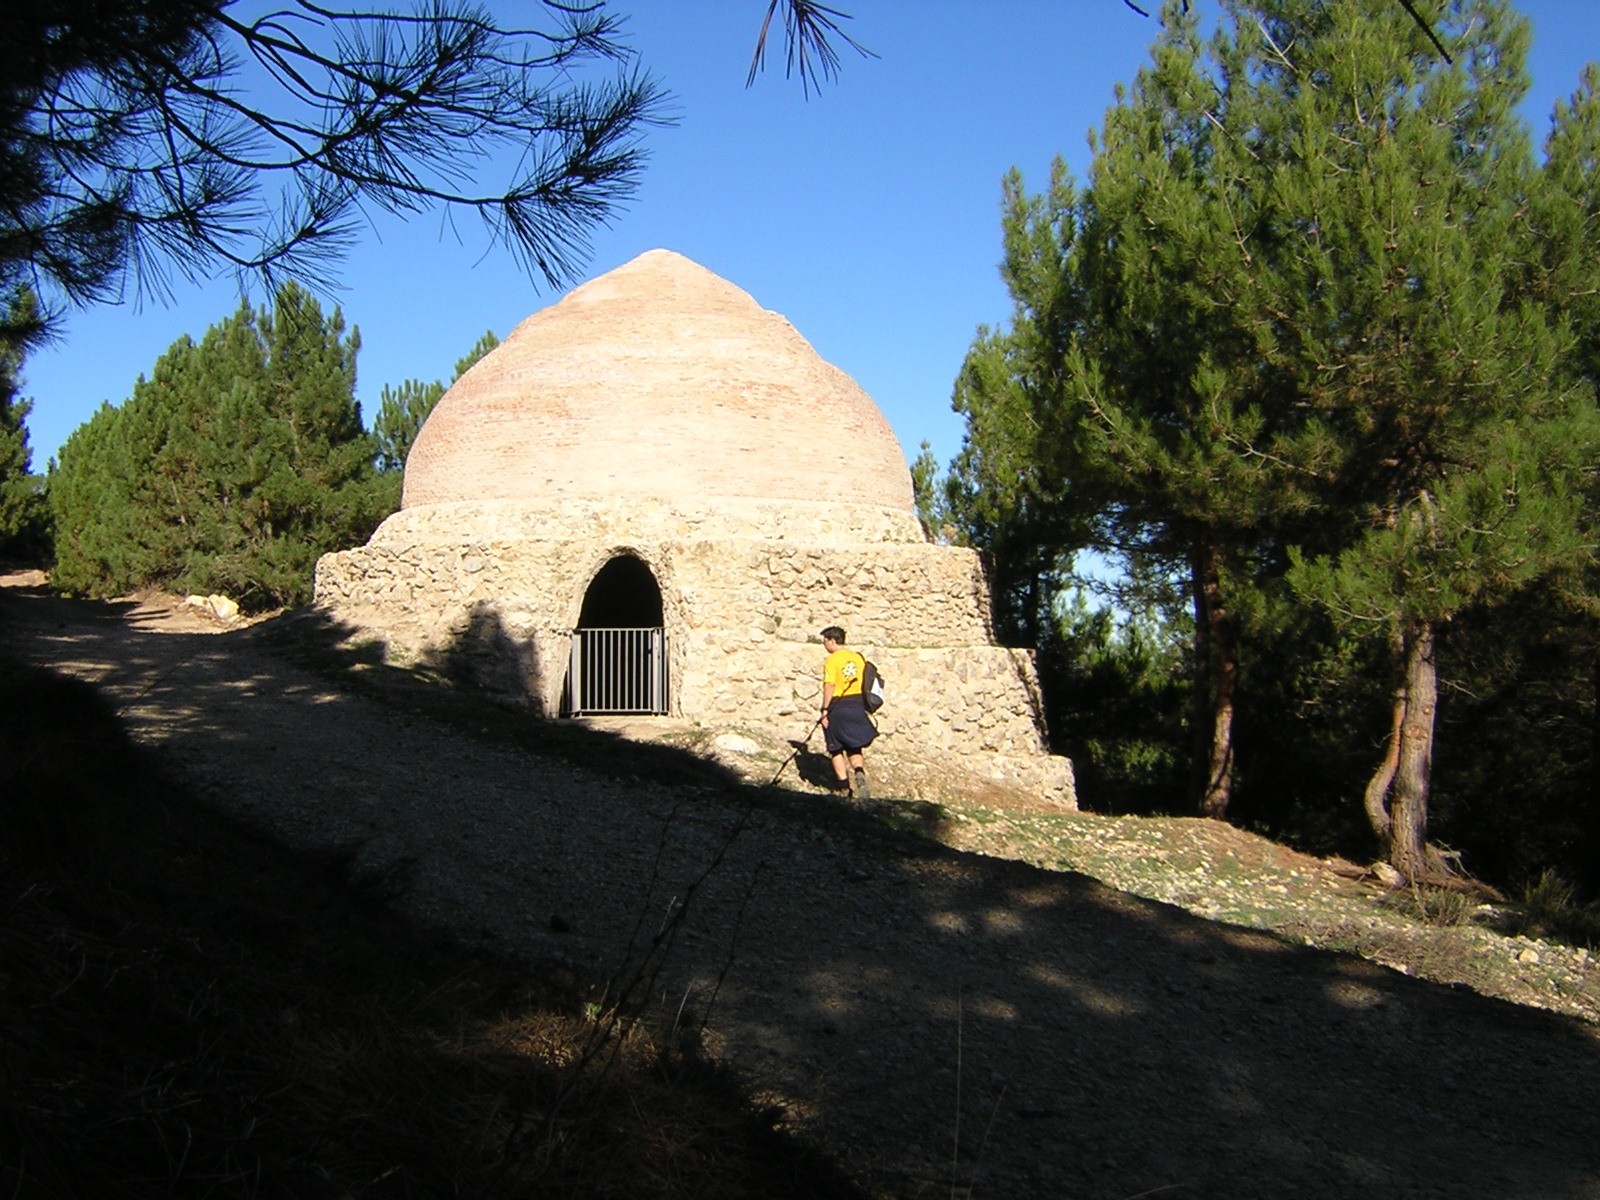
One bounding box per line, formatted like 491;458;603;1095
1512;869;1600;948
1382;884;1477;928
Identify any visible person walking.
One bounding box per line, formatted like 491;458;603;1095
819;625;876;800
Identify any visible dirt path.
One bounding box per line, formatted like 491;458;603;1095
5;574;1599;1199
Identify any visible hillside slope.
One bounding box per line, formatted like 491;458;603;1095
4;571;1598;1200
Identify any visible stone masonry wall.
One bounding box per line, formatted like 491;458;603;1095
367;498;929;549
315;527;1075;805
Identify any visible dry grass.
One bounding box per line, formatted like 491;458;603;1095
0;656;864;1200
1505;869;1600;948
251;607;1600;1026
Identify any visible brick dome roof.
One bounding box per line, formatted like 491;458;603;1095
401;250;916;515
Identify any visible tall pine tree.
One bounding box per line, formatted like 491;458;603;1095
1236;0;1600;879
957;0;1600;877
1002;6;1293;819
0;288;48;560
49;283;385;607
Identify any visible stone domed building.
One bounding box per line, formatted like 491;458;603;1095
314;249;1074;804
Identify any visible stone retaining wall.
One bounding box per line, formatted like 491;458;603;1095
315;527;1075;806
316;535;1001;668
368;498;928;549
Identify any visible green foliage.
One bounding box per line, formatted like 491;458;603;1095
909;439;947;539
48;283;385;609
943;165;1093;647
1044;588;1191;815
1422;594;1600;890
1229;598;1390;856
1272;0;1595;621
1530;65;1600;394
374;379;447;474
1511;870;1600;946
1387;885;1480;929
1243;0;1598;872
1;2;664;339
372;329;499;477
0;289;49;561
944;0;1600;886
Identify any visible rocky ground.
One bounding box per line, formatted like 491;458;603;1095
5;571;1598;1199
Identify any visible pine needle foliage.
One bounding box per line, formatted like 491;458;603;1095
948;0;1600;881
372;329;499;476
0;0;668;340
48;282;389;609
0;288;49;560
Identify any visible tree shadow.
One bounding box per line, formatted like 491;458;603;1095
418;599;541;701
0;650;870;1199
10;583;1600;1200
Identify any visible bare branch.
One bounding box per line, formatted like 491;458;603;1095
1396;0;1453;64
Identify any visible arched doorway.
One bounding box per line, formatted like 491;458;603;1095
563;554;668;715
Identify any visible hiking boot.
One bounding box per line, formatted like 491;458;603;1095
853;769;871;801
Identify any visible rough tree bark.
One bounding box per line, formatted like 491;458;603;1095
1363;626;1406;842
1387;622;1437;878
1192;537;1236;820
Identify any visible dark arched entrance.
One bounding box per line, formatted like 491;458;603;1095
563;554;668;715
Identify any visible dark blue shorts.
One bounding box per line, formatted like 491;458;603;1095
824;695;877;754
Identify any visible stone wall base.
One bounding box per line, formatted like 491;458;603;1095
315;530;1077;810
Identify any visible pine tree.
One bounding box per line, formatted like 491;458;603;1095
959;0;1600;876
0;288;48;560
2;2;665;342
1528;71;1600;386
48;283;385;607
373;330;500;477
1020;7;1287;819
944;164;1093;649
1081;0;1599;874
909;440;948;540
49;400;159;596
1229;0;1598;880
373;381;446;476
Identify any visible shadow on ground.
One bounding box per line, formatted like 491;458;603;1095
5;580;1598;1200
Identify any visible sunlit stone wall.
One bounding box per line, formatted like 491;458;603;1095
315;514;1075;805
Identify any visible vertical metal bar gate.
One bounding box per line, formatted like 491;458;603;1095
565;627;667;716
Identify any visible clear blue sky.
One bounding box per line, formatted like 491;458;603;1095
19;1;1600;478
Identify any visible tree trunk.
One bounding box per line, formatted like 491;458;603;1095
1189;544;1211;808
1192;537;1236;820
1388;622;1437;879
1362;626;1406;842
1591;652;1600;819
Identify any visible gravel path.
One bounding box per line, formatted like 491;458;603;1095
6;575;1599;1200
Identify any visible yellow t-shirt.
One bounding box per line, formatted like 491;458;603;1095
824;648;865;700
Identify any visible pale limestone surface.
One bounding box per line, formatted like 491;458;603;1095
403;249;913;514
316;250;1074;805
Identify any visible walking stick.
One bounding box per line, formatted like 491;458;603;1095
761;712;824;790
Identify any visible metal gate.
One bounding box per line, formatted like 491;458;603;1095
565;627;667;716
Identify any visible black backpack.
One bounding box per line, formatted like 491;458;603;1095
861;659;885;714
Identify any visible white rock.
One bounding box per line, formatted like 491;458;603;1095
714;733;763;756
1372;861;1405;889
